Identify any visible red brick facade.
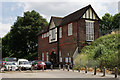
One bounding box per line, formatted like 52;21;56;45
38;5;100;65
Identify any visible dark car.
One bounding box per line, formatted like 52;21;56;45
45;61;52;69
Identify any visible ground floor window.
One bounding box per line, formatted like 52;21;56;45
65;57;71;63
46;52;49;61
59;51;62;62
42;53;44;61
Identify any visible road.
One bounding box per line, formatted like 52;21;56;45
0;69;120;79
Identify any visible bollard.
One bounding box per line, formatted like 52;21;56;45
63;65;65;71
72;65;74;72
19;67;21;71
94;66;97;75
85;66;87;73
78;67;80;72
42;65;44;71
115;67;118;78
67;64;69;71
51;65;53;70
103;67;106;76
59;64;61;70
8;66;10;71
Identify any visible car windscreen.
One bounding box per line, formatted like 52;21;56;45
19;61;30;65
6;62;16;65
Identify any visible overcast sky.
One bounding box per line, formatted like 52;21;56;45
0;0;119;38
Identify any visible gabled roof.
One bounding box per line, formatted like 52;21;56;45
37;26;48;35
37;16;62;35
59;5;100;26
48;16;62;29
38;4;100;35
52;16;63;26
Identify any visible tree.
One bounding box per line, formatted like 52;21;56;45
2;10;48;60
100;13;120;35
112;13;120;29
99;13;113;35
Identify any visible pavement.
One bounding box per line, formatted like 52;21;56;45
0;69;120;79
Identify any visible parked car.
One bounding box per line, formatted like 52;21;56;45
4;62;18;71
37;61;46;70
17;59;32;70
31;60;42;69
45;61;52;69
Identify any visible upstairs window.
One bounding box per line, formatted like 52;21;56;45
86;21;94;41
47;32;49;37
68;23;72;36
44;33;47;38
42;34;44;38
59;27;62;38
51;29;56;40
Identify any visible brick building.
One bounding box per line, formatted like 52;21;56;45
38;5;100;65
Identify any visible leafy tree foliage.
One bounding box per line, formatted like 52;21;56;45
100;13;120;35
75;33;120;69
2;10;48;60
112;13;120;29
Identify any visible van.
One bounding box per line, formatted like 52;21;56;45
17;59;31;70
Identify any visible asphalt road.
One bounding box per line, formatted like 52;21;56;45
0;69;120;79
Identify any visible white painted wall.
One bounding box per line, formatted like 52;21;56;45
82;8;98;20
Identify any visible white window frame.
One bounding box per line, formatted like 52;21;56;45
42;53;44;61
46;52;49;61
47;32;49;37
51;29;56;40
42;34;44;38
85;20;94;41
44;33;47;38
59;27;62;38
59;51;62;62
68;23;72;36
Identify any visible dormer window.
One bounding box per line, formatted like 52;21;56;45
51;29;56;40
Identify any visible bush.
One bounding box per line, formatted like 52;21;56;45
75;34;120;69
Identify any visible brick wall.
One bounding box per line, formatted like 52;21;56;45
38;19;99;63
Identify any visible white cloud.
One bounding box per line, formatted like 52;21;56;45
0;22;11;38
0;0;119;37
22;1;118;21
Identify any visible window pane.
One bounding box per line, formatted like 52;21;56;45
86;21;94;41
68;23;72;36
46;52;49;61
42;53;44;61
59;27;62;38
